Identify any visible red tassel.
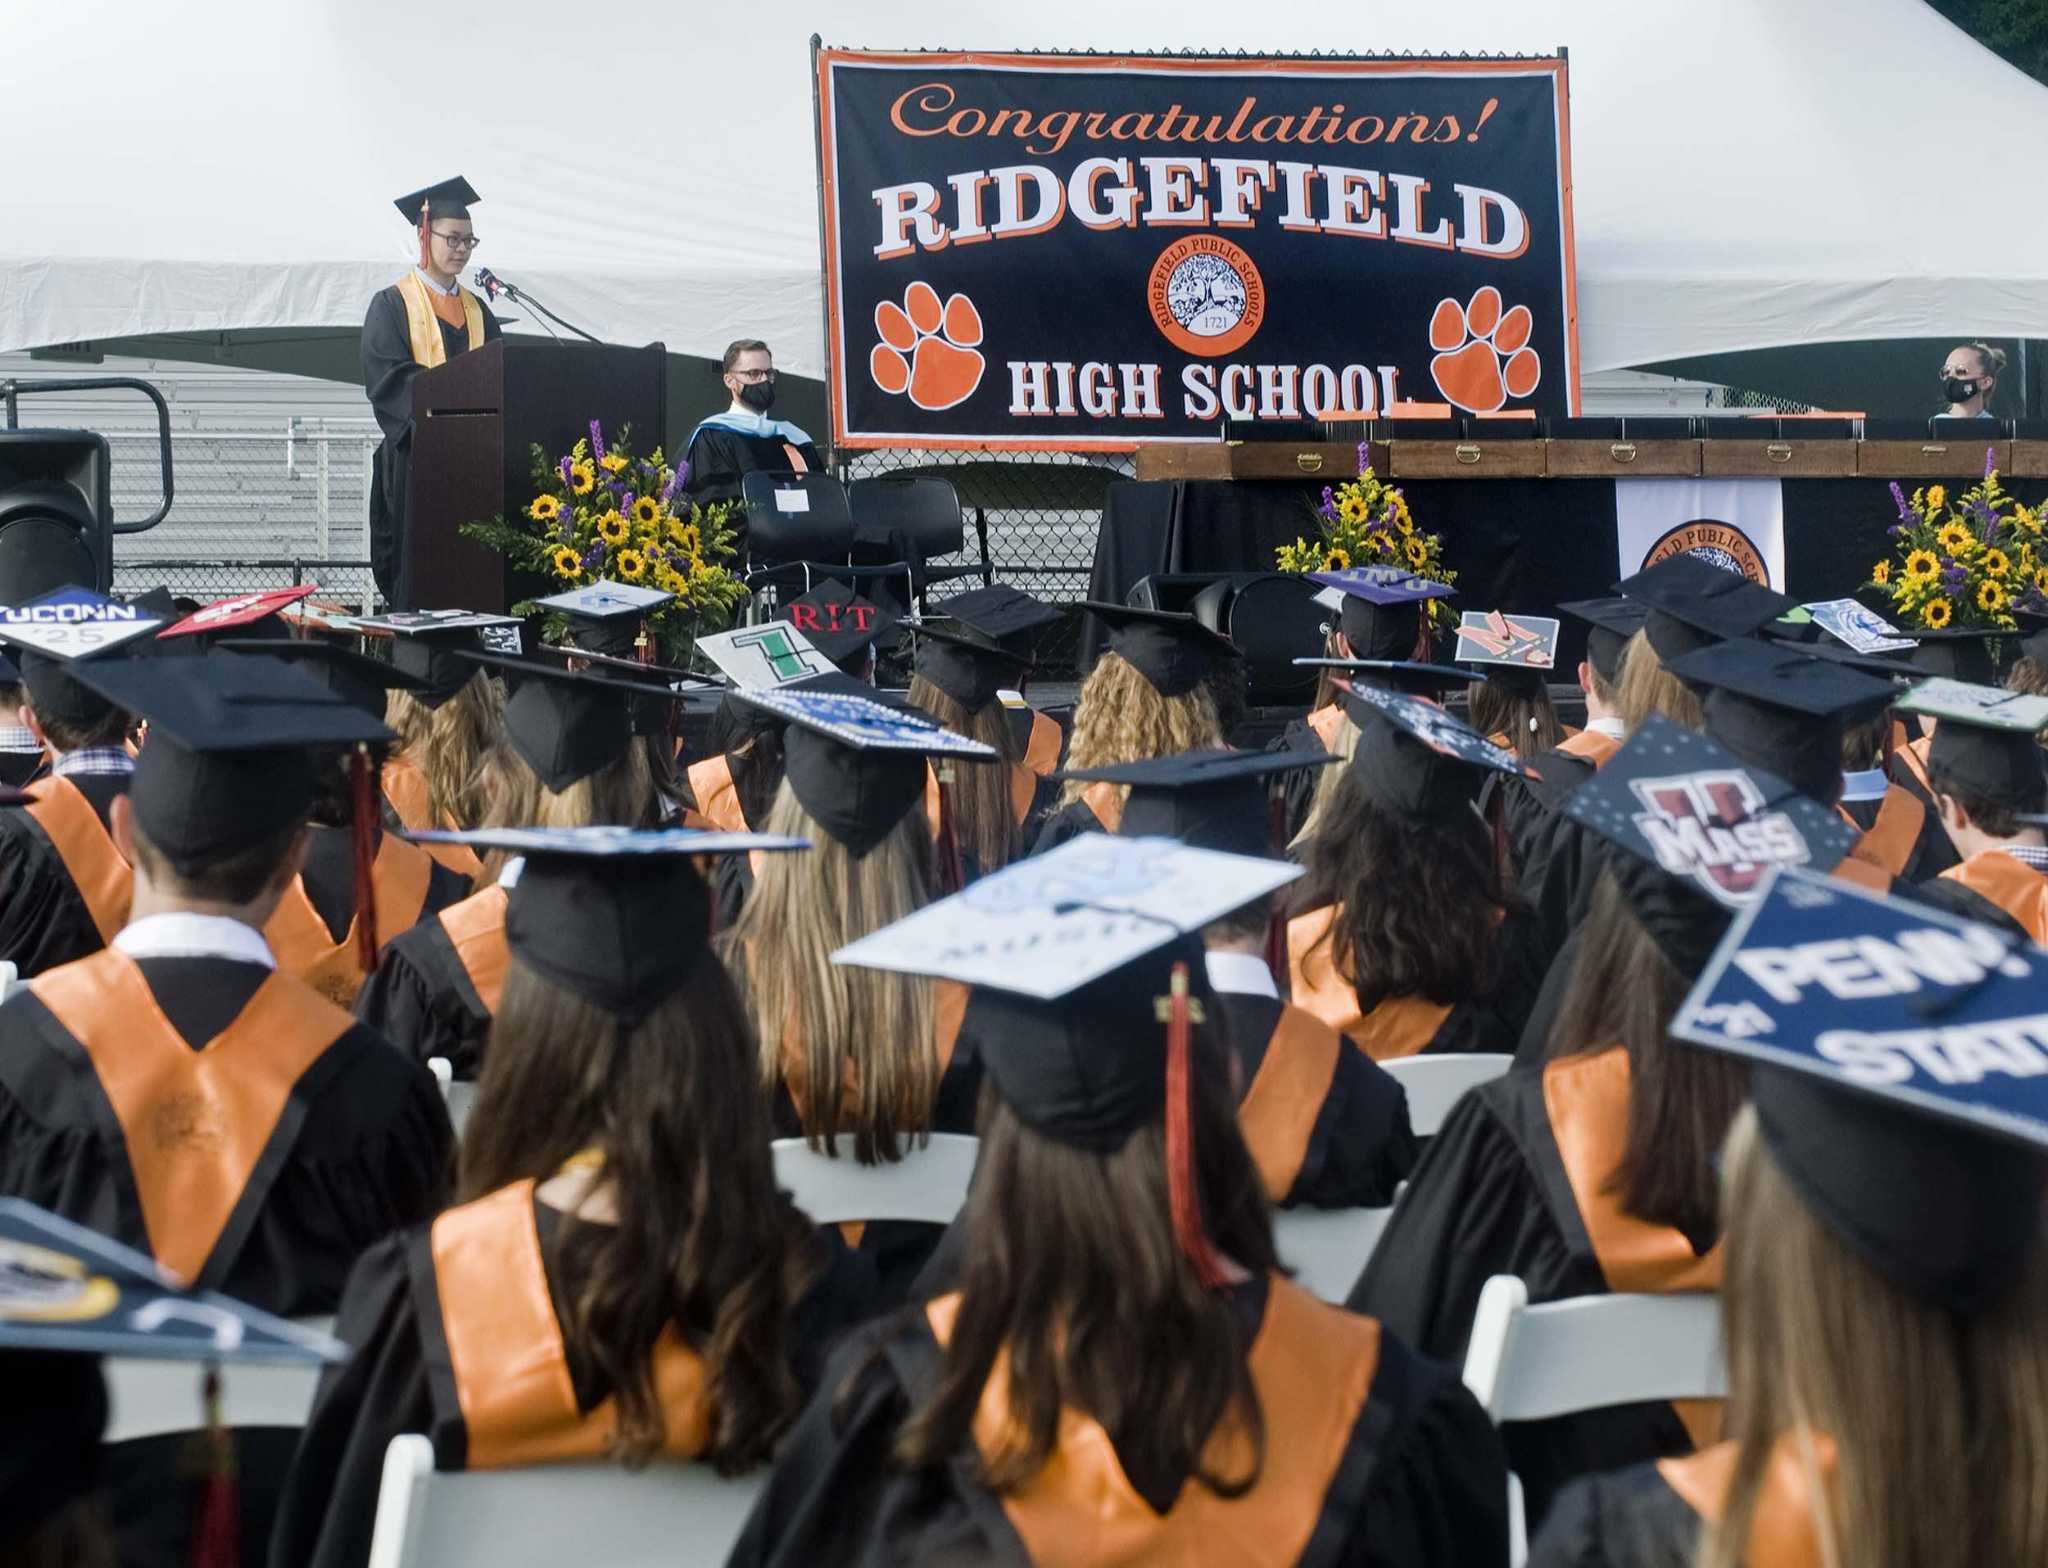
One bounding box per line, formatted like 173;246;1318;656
188;1367;239;1568
351;745;380;974
934;764;966;895
416;197;433;272
1164;963;1228;1291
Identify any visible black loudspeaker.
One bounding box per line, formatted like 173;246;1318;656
1126;572;1233;615
1130;571;1324;708
0;430;109;599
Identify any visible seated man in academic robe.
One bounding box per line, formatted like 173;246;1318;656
682;338;824;509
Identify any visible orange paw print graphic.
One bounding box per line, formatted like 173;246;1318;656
871;282;984;411
1428;286;1540;414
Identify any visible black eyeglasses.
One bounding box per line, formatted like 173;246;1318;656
732;369;777;382
429;230;482;252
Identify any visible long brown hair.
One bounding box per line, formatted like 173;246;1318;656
387;678;503;829
1295;764;1517;1010
908;673;1023;875
1706;1105;2048;1568
1546;873;1747;1242
719;784;940;1164
459;952;813;1473
891;1065;1279;1497
1467;676;1564;758
1058;651;1223;809
1613;627;1703;733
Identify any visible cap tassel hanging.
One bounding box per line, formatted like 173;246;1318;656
186;1366;239;1568
934;762;967;896
351;744;381;974
1263;784;1292;985
1161;963;1229;1291
415;196;434;272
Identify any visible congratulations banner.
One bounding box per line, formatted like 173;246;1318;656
816;49;1581;450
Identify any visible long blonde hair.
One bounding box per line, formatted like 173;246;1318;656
718;785;939;1165
466;739;659;880
1705;1105;2048;1568
1289;706;1361;850
1614;626;1703;733
387;678;504;829
908;674;1023;876
1058;651;1223;809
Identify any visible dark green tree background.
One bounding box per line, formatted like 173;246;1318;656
1930;0;2048;85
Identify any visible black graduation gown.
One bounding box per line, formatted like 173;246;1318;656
1268;717;1338;844
1344;1061;1713;1532
0;773;126;977
270;1191;874;1568
360;284;501;604
682;420;825;509
1213;990;1417;1209
1839;780;1956;882
1527;1462;1699;1568
0;953;453;1568
1028;794;1112;856
352;897;500;1079
727;1275;1509;1568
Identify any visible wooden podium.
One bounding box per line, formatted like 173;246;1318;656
406;340;668;611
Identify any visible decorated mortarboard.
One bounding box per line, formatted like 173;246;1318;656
1296;655;1473;700
1306;566;1454;663
779;580;899;668
1339;681;1532;821
354;610;522;707
1801;597;1917;657
408;826;807;1019
906;622;1032;714
1563;715;1857;972
932;584;1063;654
1559;595;1649;683
460;654;649;793
733;685;996;859
156;585;316;645
1902;625;2001;685
393;175;479;225
1665;639;1899;804
1671;869;2048;1311
1455;609;1560;690
695;621;838;690
1614;554;1795;663
216;638;429;720
1081;602;1238;698
1898;679;2048;810
1054;747;1336;860
534;580;675;660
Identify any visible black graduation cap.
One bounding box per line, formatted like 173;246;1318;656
1664;640;1898;806
1906;626;2000;686
733;686;996;857
528;641;711;739
462;655;640;793
67;651;395;870
1563;715;1859;973
1054;747;1337;859
932;585;1063;657
1560;596;1649;683
1614;554;1795;663
217;639;430;720
407;826;807;1019
1340;682;1530;822
1901;679;2048;810
779;580;899;669
1671;869;2048;1312
1080;602;1237;698
362;615;519;709
1306;567;1454;663
393;175;479;225
907;623;1029;714
533;581;673;661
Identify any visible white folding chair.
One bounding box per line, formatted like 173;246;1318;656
1460;1275;1726;1566
365;1433;762;1568
0;959;18;1004
1273;1205;1394;1303
770;1133;979;1226
103;1317;337;1444
1381;1053;1511;1136
427;1057;478;1139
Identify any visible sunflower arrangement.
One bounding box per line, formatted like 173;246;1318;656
1866;451;2048;634
1274;452;1457;632
463;420;746;661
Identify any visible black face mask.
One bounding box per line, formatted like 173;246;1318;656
1943;375;1980;404
737;379;776;413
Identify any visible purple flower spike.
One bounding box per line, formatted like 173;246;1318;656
559;456;573;490
1317;501;1338;524
1942;563;1966;591
1321;485;1335;507
1987;445;1998;480
1890;481;1909;521
1356;440;1371;473
589;421;606;463
581;543;603;571
662;460;690;503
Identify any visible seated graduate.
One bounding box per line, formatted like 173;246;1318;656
779;579;898;681
905;622;1058;877
1065;746;1417;1208
1907;686;2048;941
717;689;989;1306
1030;603;1232;853
1349;721;1863;1530
1531;913;2048;1567
0;647;48;786
1834;700;1957;884
1885;627;1995;796
370;616;514;884
930;584;1068;773
355;656;662;1080
1287;689;1547;1057
681;338;824;508
0;612;155;978
731;918;1509;1568
273;825;840;1568
1463;634;1569;761
532;588;698;815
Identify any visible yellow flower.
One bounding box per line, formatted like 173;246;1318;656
1394;512;1416;537
1871;560;1890;586
1902;549;1939;584
630;496;661;527
1978;579;2007;613
2033;567;2048;597
1403;535;1428;568
1922;597;1953;629
1323;546;1352;570
1365;529;1394;557
615;548;648;582
600;452;629;475
2015;504;2042;536
1927;484;1947;512
1984;548;2012;579
550;545;583;580
1936;521;1973;555
655;566;687;595
527;493;562;523
569;461;596;495
595;510;630;547
1338;494;1370;525
666;518;701;554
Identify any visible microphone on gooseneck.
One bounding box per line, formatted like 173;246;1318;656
472;267;511;301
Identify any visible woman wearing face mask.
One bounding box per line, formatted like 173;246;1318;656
682;339;826;507
1938;342;2005;419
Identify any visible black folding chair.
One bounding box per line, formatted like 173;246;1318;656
738;472;910;619
847;475;989;613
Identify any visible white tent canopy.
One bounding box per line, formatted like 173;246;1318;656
4;0;2041;384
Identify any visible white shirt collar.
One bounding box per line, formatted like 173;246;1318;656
1840;768;1890;803
1587;715;1627;740
113;912;275;969
414;266;459;297
1204;949;1279;1000
497;855;525;890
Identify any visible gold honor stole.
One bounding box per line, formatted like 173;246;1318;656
395;272;485;369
